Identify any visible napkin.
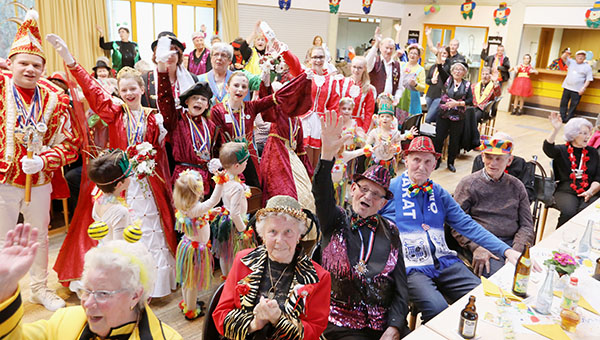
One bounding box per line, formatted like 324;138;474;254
523;324;571;340
553;291;599;314
481;277;522;301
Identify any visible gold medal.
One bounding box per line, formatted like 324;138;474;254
354;260;368;275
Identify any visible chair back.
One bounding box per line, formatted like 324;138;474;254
202;282;226;340
247;186;262;214
401;114;423;134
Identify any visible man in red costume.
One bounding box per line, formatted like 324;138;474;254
0;10;79;311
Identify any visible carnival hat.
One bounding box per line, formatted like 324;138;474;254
151;31;185;52
192;31;207;40
179;81;213;108
8;10;44;61
378;102;395;116
256;195;308;225
47;71;68;85
92;56;111;72
406;136;441;159
353;165;394;200
576;50;587;56
451;58;469;72
480;136;513;155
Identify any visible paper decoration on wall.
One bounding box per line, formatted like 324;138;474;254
279;0;291;10
329;0;341;14
424;4;440;15
460;0;476;20
586;1;600;28
493;2;510;25
363;0;373;14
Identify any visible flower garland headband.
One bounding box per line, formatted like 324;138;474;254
93;149;132;186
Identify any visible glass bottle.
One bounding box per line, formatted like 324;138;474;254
594;257;600;281
535;264;555;314
578;220;594;256
458;295;478;339
512;243;531;298
560;277;580;311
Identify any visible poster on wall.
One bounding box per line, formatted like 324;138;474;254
586;1;600;28
408;30;420;43
493;2;511;26
460;0;476;20
279;0;291;10
329;0;340;14
363;0;373;15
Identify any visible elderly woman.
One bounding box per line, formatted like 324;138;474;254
187;31;212;75
544;112;600;226
433;49;473;173
213;195;331;340
0;224;182;340
398;44;426;123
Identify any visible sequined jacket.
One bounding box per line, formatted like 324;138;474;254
213;246;331;340
0;70;79;187
313;159;409;334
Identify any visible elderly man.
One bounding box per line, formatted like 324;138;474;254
425;28;466;74
0;11;79;311
197;42;261;105
559;50;594;123
472;66;502;123
451;135;534;278
380;136;521;322
481;44;510;87
314;110;409;339
366;27;402;101
96;25;140;71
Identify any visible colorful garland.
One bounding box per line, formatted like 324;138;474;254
567;142;589;194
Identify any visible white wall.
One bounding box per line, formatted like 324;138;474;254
517;26;542;67
523;6;591;27
238;0;404;18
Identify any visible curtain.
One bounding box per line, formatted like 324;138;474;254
219;0;239;43
36;0;108;74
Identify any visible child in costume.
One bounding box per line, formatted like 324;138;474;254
331;98;368;205
173;169;225;320
210;142;254;276
87;149;133;243
509;54;538;116
366;101;416;177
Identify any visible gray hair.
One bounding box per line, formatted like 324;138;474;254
564;117;593;142
82;240;156;308
380;38;395;49
450;62;468;74
255;212;307;239
211;42;233;60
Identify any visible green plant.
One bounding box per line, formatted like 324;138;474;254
543;251;578;276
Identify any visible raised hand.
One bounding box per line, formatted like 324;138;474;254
0;224;39;302
320;110;348;161
425;27;432;36
46;34;75;66
95;24;104;36
549;111;563;130
374;27;382;43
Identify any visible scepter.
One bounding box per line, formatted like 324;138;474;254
24;124;46;204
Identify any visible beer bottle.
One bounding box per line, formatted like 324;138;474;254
459;295;478;339
512;243;531;298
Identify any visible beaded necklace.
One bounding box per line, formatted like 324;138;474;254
567;142;589;194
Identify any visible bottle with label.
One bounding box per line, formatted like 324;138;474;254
594;257;600;281
512;243;531;298
560;277;580;311
535;264;555;314
458;295;478;339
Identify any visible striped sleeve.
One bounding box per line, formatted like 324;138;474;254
0;289;24;339
270;314;304;340
39;100;80;172
222;309;253;340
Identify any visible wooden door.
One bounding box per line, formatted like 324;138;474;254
536;28;554;68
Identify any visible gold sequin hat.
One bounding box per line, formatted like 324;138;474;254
255;195;308;225
8;10;45;62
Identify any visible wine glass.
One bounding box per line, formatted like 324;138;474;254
560;230;578;254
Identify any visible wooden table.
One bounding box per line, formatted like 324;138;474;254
420;214;600;340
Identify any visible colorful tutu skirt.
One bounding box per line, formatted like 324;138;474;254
368;157;397;178
175;237;214;290
209;208;255;265
509;74;533;97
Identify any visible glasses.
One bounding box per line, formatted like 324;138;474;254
212;52;228;59
75;287;129;303
311;55;325;60
356;183;386;200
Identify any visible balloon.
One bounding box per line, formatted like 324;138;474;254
586;51;594;60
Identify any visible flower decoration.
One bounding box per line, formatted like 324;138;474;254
363;144;373;158
544;251;579;276
293;283;316;313
567;142;589;194
212;172;230;185
127;142;157;181
259;52;287;83
234;280;251;308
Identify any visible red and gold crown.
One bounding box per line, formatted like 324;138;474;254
8;10;45;62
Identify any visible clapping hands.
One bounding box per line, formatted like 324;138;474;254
0;224;39;302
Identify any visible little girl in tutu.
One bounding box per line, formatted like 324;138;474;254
173;169;225;320
509;54;538;116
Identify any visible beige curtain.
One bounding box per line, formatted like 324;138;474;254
36;0;108;74
219;0;239;43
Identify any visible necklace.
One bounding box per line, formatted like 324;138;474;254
187;114;211;160
267;258;288;300
13;85;43;129
354;227;376;276
567;142;589;194
123;105;145;146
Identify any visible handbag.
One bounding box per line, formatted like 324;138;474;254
532;160;556;206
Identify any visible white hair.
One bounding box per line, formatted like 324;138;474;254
255;212;307;239
211;42;234;60
450;62;468;74
82;240;156;308
380;38;395;49
564;118;593;142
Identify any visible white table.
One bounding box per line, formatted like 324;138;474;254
422;218;600;340
402;323;447;339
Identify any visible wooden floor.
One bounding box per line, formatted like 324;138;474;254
19;110;562;339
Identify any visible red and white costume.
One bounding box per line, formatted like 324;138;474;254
338;77;376;131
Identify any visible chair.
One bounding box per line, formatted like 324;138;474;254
247;186;262;215
401;113;423;134
202;282;226;340
477;96;502;137
532;159;557;243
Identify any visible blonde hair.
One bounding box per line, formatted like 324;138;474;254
173;170;204;212
351;56;372;94
117;66;144;89
339;97;355;109
227;71;248;86
219;141;247;169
